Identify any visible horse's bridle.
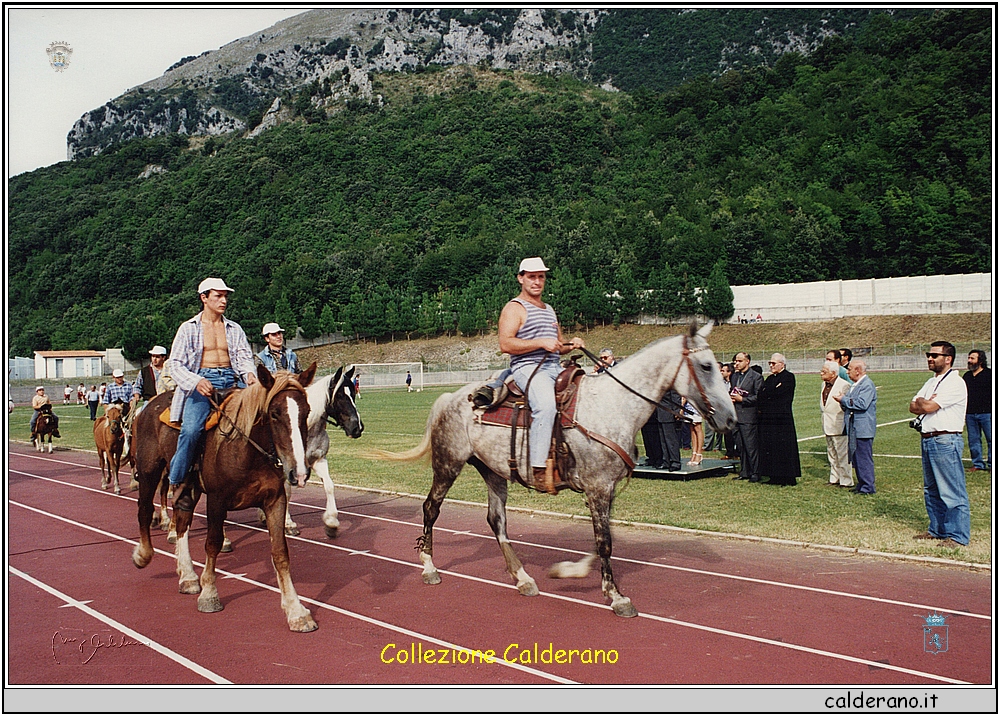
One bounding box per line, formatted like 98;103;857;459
578;335;717;417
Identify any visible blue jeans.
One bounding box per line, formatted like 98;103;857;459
167;368;240;486
921;433;971;545
511;361;560;468
966;413;991;470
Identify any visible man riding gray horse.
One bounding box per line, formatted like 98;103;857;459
495;257;585;493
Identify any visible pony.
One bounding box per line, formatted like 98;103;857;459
372;323;736;617
274;365;364;537
131;363;320;632
31;405;58;453
94;403;128;493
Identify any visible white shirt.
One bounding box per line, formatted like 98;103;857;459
913;369;967;433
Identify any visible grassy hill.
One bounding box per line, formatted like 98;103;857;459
298;314;992;372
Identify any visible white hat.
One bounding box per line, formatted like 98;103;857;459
112;368;124;378
518;257;550;273
149;345;167;355
197;277;235;294
35;386;44;391
262;322;284;335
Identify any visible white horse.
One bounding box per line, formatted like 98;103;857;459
372;323;736;617
268;366;364;537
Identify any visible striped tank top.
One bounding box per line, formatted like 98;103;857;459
508;297;561;371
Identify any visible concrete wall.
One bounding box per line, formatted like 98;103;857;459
730;272;992;323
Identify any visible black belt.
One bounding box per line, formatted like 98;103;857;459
921;430;961;438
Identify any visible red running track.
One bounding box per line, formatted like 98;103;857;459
7;443;992;687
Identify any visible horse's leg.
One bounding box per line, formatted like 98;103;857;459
173;484;201;594
47;434;53;453
99;450;110;489
313;458;340;538
263;492;317;632
132;467;158;569
196;496;226;613
417;459;462;586
586;483;638;618
283;480;300;537
111;448;122;495
478;463;538;596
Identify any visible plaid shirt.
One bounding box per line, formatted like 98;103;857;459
166;312;255;422
103;381;135;404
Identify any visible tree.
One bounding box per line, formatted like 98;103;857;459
700;260;735;323
299;303;321;340
319;304;337;335
274;294;297;338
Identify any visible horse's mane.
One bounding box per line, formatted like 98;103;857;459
222;372;305;439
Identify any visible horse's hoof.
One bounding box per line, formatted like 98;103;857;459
422;571;441;585
285;525;300;537
114;485;121;495
197;594;223;612
289;614;318;633
179;580;201;595
220;537;233;553
101;481;110;490
257;509;267;524
132;546;152;569
167;531;177;545
129;479;139;492
324;525;339;539
612;599;638;618
517;581;540;597
150;514;161;529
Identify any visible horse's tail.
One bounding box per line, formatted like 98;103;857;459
363;392;451;463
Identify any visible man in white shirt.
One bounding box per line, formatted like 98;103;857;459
909;341;970;547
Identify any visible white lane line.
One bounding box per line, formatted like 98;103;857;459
10;498;969;687
9;566;231;685
797;417;914;443
329;508;992;622
10;464;991;622
8;500;575;685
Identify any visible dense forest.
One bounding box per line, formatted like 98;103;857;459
8;10;991;358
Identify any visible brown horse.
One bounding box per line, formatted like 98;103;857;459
94;404;128;493
31;405;58;453
131;363;319;632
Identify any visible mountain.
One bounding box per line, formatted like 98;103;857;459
66;8;931;159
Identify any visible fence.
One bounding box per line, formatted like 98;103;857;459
8;357;34;382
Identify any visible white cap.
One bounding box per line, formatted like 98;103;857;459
149;345;167;355
518;257;550;273
197;277;234;294
112;368;124;378
35;386;44;391
262;322;283;335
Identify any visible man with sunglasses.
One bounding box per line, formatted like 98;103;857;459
909;342;970;547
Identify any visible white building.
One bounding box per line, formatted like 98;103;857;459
34;350;105;380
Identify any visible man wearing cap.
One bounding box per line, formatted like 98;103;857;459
135;346;169;401
257;322;300;374
498;257;585;490
103;369;135;409
30;386;60;437
165;278;257;489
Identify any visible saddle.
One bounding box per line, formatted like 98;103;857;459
159;388;237;432
471;361;593;495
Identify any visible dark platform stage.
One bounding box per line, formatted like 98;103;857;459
632;456;737;481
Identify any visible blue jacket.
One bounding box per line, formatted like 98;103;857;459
257;347;300;374
840;374;876;439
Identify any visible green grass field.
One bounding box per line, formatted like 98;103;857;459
11;370;990;564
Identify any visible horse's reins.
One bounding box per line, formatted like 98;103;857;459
208;394;284;472
577;338;717;418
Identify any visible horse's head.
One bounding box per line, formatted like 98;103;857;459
325;365;364;439
104;403;124;437
257;363;316;488
676;322;737;435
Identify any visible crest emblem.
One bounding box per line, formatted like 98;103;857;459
46;41;72;72
922;612;948;654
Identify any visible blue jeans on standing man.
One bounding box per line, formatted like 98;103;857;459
965;413;991;470
167;367;240;486
511;360;560;469
921;433;971;545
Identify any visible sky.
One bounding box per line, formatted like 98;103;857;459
5;6;307;177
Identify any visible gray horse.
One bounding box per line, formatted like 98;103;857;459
373;322;736;617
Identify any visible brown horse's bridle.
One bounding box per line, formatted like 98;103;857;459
209;384;306;472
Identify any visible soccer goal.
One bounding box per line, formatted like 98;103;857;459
351;362;424;392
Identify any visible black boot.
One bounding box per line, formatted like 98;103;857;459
471;386;494;408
